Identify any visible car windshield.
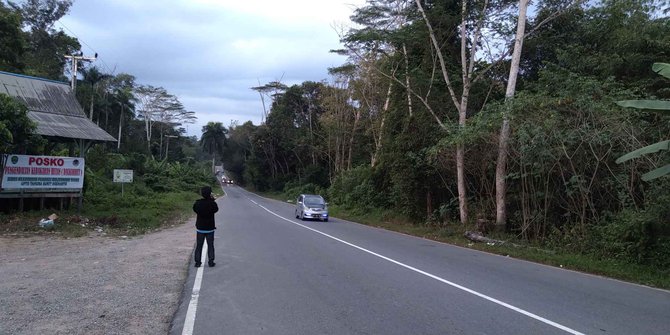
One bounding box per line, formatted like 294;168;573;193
304;197;324;206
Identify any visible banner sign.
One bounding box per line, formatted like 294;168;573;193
1;154;85;189
113;169;133;183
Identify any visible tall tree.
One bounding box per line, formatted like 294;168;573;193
108;73;136;150
9;0;72;31
9;0;80;80
494;0;530;228
80;66;111;121
251;80;288;123
412;0;495;224
344;0;419;168
0;94;37;154
200;122;227;172
135;85;190;154
0;2;25;73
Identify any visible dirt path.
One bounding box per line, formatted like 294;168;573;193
0;221;195;335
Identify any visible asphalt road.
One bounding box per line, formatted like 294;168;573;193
170;185;670;335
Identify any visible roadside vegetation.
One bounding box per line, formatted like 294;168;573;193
0;152;218;237
237;1;669;289
0;1;222;236
0;1;668;288
258;188;670;289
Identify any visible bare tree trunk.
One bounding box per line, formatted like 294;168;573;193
117;107;123;150
159;125;164;160
145;117;151;152
457;99;469;224
89;92;94;121
103;90;109;130
495;0;529;227
308;101;317;165
402;43;413;118
426;190;432;219
257;79;268;123
416;0;481;224
347;106;361;170
335;136;341;173
371;79;394;168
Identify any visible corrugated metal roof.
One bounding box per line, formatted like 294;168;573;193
0;71;116;142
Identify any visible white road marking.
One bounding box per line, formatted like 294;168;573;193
247;197;586;335
182;243;207;335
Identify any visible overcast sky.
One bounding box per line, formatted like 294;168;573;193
58;0;366;138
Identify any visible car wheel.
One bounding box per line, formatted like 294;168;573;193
295;210;298;219
324;219;328;222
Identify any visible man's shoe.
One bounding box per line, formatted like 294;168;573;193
195;262;202;268
208;261;216;267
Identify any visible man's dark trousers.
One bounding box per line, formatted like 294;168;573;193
195;232;215;263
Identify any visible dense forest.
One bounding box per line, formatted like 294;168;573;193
1;0;668;267
222;0;670;267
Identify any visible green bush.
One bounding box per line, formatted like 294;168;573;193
578;181;670;267
328;165;387;211
591;211;669;267
76;152;217;232
283;182;325;201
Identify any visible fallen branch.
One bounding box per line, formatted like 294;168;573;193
464;230;505;245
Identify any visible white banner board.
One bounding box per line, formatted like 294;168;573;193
1;154;85;189
113;169;133;183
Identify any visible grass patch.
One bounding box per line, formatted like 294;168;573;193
351;214;670;289
0;189;225;238
0;211;90;237
299;199;670;289
85;191;197;236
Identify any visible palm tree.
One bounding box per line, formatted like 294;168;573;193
114;89;135;150
80;66;111;121
200;122;227;172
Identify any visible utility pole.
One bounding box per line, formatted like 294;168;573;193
64;52;98;91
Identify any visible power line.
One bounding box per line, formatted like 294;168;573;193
56;19;116;75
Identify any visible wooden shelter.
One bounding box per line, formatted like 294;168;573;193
0;71;116;211
0;71;116;151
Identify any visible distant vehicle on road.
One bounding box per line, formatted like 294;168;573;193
294;194;328;222
219;174;234;185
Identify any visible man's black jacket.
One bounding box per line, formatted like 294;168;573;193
193;197;219;231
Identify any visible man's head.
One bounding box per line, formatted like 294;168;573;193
201;186;212;199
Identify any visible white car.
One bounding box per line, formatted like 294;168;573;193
294;194;329;222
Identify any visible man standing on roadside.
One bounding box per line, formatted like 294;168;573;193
192;186;218;267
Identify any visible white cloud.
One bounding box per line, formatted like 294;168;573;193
192;0;362;24
58;0;366;138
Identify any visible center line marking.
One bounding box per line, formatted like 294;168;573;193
182;242;207;335
247;196;586;335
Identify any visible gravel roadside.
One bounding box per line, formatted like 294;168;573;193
0;220;196;335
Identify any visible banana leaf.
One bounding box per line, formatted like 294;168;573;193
642;164;670;181
652;63;670;80
616;140;670;163
616;100;670;111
